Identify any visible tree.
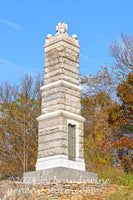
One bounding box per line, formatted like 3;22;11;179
108;72;133;135
117;72;133;126
82;92;113;170
0;73;43;179
109;33;133;172
80;63;132;172
80;67;115;170
113;134;133;172
109;32;133;75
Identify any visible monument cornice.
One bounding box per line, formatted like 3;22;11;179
37;110;85;122
44;35;80;51
40;80;83;92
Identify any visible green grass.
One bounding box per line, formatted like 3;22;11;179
97;165;133;188
117;173;133;189
105;188;133;200
96;165;133;199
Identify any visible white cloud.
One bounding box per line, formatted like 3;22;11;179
80;54;102;66
0;57;24;84
0;18;22;30
0;57;20;69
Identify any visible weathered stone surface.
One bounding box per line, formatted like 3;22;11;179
38;147;66;158
23;167;98;185
1;180;128;200
38;139;67;151
44;74;79;85
41;83;81;115
39;132;67;143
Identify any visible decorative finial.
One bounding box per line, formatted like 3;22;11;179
56;22;68;33
72;34;78;39
47;34;52;39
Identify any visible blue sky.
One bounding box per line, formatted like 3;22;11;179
0;0;132;84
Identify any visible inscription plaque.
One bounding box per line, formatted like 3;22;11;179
68;124;76;161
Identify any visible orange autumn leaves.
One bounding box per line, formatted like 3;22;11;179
81;65;133;172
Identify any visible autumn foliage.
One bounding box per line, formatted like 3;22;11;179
81;33;133;173
80;63;133;173
0;73;43;179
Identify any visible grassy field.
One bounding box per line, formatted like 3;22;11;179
97;165;133;200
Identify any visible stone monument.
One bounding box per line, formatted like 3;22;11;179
23;22;97;184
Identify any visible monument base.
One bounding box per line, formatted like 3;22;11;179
23;167;98;185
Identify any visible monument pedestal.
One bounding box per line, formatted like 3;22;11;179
23;167;98;185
